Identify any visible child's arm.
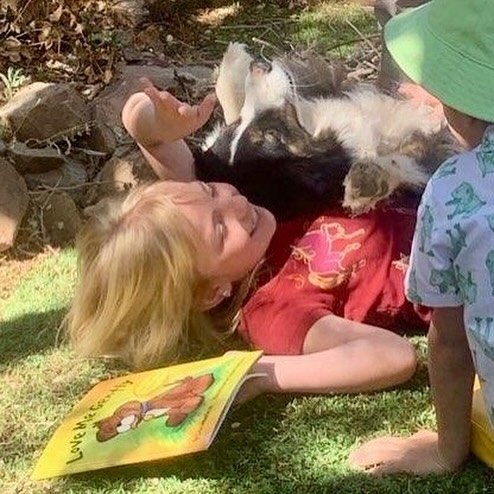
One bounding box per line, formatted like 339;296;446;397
349;306;474;475
121;78;216;181
428;306;475;469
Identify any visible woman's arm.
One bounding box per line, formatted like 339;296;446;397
237;314;417;402
121;78;216;181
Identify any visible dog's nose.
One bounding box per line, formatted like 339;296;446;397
250;59;272;75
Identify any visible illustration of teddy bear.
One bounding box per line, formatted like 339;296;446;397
95;373;215;442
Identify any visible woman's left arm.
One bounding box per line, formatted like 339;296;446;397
236;314;417;403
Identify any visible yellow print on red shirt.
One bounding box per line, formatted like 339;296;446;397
291;222;366;289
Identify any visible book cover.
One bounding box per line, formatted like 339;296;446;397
32;350;262;480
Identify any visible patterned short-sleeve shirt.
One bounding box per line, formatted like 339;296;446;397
406;125;494;427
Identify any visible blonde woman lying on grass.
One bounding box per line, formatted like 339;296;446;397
66;79;432;402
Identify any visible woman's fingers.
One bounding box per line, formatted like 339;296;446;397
198;93;217;124
137;77;216;137
177;92;217;128
140;77;182;112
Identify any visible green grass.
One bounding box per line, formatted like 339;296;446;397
293;2;377;56
165;0;378;62
1;250;493;493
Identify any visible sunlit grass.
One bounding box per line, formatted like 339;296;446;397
1;251;492;493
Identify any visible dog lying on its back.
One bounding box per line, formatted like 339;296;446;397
193;43;459;221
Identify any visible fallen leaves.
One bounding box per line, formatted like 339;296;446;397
0;0;132;85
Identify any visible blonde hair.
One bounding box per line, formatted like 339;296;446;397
66;182;248;370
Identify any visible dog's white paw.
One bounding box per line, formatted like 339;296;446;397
216;43;253;125
343;153;429;214
342;159;393;215
221;42;252;67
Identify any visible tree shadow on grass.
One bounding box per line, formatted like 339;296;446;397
65;389;494;494
0;307;66;370
49;347;492;494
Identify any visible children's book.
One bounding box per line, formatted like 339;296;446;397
32;350;263;480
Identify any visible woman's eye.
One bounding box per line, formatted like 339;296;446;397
216;221;226;242
200;182;215;196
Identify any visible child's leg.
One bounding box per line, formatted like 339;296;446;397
471;378;494;468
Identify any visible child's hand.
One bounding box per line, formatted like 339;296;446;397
349;430;457;475
141;78;217;143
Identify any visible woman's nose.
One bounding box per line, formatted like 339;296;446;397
230;193;250;217
222;192;251;223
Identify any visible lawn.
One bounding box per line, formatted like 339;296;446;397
1;253;493;493
1;1;494;493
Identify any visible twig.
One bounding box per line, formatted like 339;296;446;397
251;37;282;54
344;19;381;58
326;33;380;53
27;180;131;195
219;20;292;30
40;176;63;209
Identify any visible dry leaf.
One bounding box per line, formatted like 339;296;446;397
48;4;63;22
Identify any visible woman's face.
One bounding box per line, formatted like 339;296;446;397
156;181;276;283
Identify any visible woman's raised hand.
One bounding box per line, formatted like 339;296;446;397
141;77;217;143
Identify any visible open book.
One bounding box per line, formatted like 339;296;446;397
32;350;263;480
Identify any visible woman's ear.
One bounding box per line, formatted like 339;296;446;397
198;283;233;311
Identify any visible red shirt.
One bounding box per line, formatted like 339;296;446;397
239;207;431;355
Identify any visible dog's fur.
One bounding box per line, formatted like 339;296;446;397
193;43;459;220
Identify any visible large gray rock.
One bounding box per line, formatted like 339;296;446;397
34;191;82;246
90;64;213;131
8;142;65;174
24;158;88;203
83;105;118;157
88;147;156;204
0;158;29;251
0;82;90;142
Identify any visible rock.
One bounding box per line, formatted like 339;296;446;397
0;157;29;251
134;25;164;54
111;0;149;27
0;139;6;155
34;191;82;246
24;158;88;203
8;142;65;174
91;64;213;130
83;107;117;156
0;82;90;142
88;147;156;204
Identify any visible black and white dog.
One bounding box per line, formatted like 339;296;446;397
194;43;458;220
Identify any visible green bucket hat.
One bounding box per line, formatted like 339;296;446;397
384;0;494;122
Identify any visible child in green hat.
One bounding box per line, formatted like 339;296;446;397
350;0;494;474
